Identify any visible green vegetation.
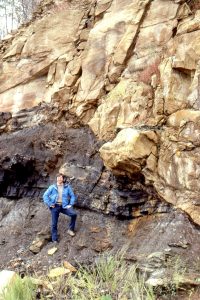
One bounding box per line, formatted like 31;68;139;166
1;253;198;300
154;255;187;299
0;275;36;300
66;252;155;300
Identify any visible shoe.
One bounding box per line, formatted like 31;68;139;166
67;229;75;237
52;240;59;245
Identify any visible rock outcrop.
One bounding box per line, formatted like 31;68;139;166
0;0;200;290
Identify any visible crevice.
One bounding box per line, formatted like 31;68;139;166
123;0;153;67
88;165;105;194
172;26;177;37
94;0;112;23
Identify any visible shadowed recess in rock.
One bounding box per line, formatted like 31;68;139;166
0;157;38;198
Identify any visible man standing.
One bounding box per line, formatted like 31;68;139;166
43;173;77;243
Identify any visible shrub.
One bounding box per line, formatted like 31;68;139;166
0;275;36;300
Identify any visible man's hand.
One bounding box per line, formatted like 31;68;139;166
66;205;72;209
50;205;55;208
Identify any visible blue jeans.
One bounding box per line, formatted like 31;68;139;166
50;204;77;242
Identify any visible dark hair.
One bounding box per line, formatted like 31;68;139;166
56;173;67;183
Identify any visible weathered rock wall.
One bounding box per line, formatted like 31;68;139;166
1;0;200;225
0;0;200;280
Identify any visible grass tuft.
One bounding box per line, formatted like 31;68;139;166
0;275;36;300
66;252;155;300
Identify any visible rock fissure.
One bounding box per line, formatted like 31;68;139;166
123;0;152;67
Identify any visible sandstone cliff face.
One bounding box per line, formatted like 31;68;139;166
0;0;200;281
1;0;199;223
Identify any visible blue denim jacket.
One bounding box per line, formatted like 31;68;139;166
43;184;76;208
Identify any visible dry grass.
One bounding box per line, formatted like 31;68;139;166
34;251;155;300
66;252;155;300
2;253;191;300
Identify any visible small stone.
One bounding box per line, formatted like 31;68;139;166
29;237;47;254
48;267;70;278
63;261;77;272
146;277;166;287
48;247;58;255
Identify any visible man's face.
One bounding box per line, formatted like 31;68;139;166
57;175;64;185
